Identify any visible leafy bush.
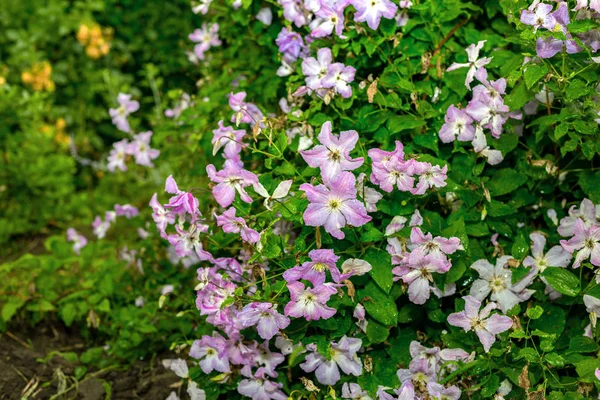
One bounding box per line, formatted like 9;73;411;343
4;0;600;399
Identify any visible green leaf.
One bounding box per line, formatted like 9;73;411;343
505;81;533;110
358;282;398;326
542;267;580;297
60;303;77;326
565;79;592;102
366;320;390;344
524;64;548;89
1;299;25;322
527;305;544;320
511;231;529;260
486;169;527;196
365;248;394;294
386;115;426;134
568;336;599;354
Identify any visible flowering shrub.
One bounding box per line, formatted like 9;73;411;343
4;0;600;399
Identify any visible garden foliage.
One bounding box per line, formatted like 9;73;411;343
3;0;600;399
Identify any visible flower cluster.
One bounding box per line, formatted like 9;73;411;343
442;45;522;165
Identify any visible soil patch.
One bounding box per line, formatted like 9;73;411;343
0;323;181;399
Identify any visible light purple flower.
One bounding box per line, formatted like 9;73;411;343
126;131;160;167
309;2;348;38
302;48;333;91
92;211;115;239
190;333;230;374
446;41;492;89
66;228;87;254
283;249;351;285
300;172;372;240
368;141;416;193
520;2;556;33
439;105;475;143
342;383;372;400
114;204;139;219
300;121;364;183
284;281;337;320
408;227;463;262
149;193;175;235
256;7;273;25
412;163;448;195
584;294;600;328
107;139;129;172
279;0;309;27
322;63;356;98
253;179;293;210
472;126;504;165
275;27;307;63
189;23;222;60
351;0;397;30
229;92;265;126
212;120;246;159
523;232;572;274
469;256;534;313
164;175;200;217
300;336;362;385
216;207;261;244
237;302;290;340
109;93;139;133
206;160;259;208
447;295;513;352
427;383;461;400
560;218;600;268
393;255;451;305
558;198;598;237
238;374;287;400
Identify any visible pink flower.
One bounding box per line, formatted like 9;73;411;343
212;120;246;159
469;256;534;313
216;207;261;244
300;121;364;183
114;204;139;219
393;255;451;305
447;295;513;352
206;160;259;208
107;139;129;172
149;193;175;235
351;0;397;30
189;23;221;60
412;163;448;195
560;218;600;268
300;172;372;240
300;336;362;385
126;131;160;167
229;92;264;126
309;3;348;38
164;175;200;217
302;48;333;91
446;41;492;89
558;198;598;237
407;227;463;262
283;249;351;285
237;373;287;400
237;302;290;340
520;3;556;33
284;281;337;320
472;126;504;165
190;333;230;374
108;93;139;133
439;105;475;143
322;63;356;98
66;228;87;254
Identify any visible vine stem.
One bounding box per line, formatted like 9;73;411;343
432;17;470;57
